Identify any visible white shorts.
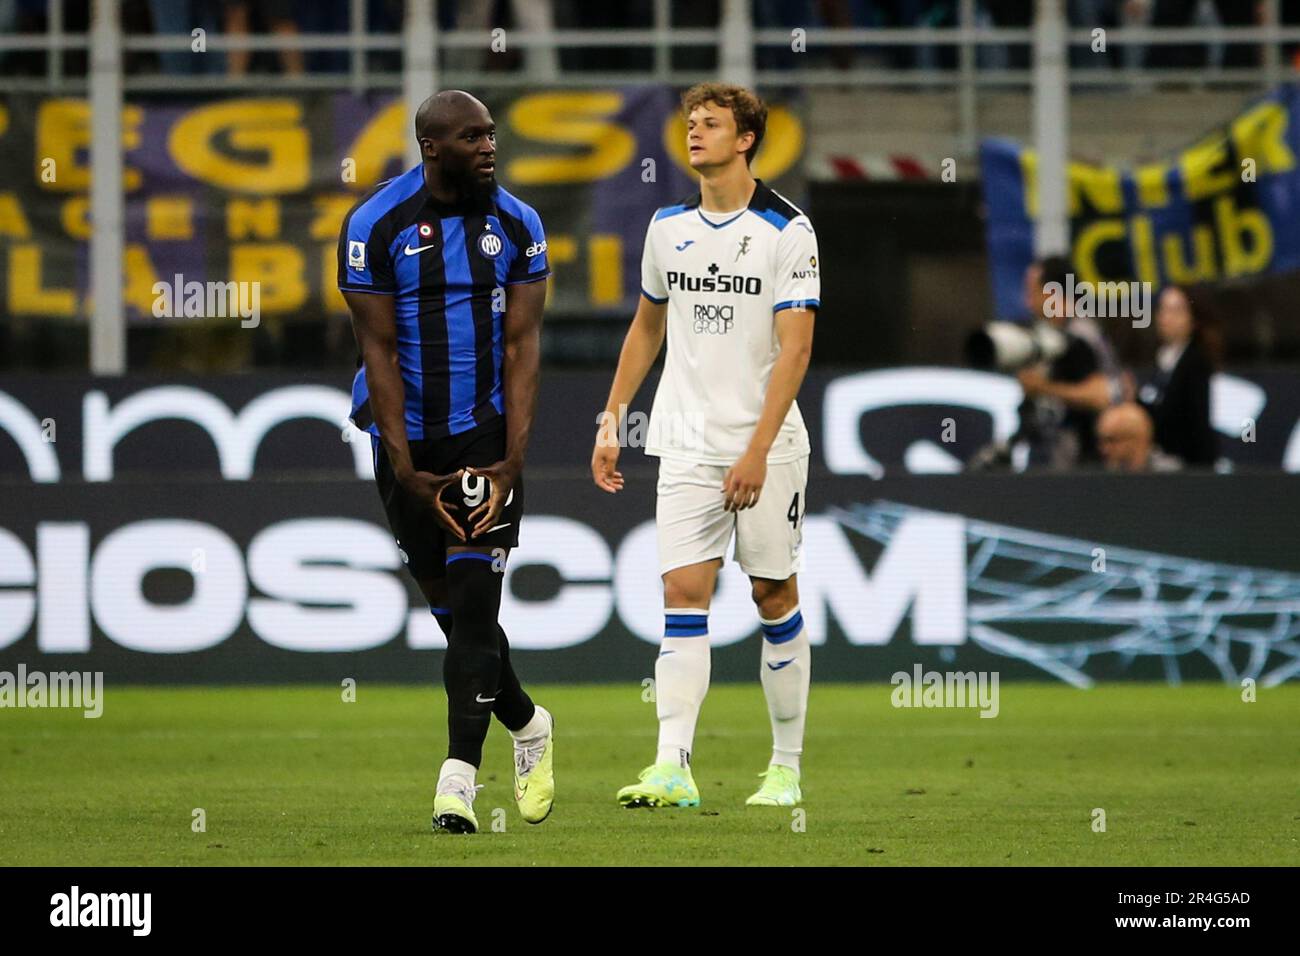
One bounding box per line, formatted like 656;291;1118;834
655;455;808;580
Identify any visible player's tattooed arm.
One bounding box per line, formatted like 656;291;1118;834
591;294;668;493
724;305;815;512
466;276;546;538
344;289;465;541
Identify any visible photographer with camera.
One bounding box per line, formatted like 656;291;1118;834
1015;255;1120;468
967;255;1120;470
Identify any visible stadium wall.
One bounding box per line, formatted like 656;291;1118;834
1;372;1298;687
2;368;1299;480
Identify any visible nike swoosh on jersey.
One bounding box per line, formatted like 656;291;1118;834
403;243;437;256
487;522;511;532
475;693;497;703
674;240;695;251
766;659;796;671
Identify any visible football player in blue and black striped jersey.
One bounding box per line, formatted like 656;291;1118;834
339;90;554;834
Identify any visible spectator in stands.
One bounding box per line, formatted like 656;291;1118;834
1067;0;1120;70
1121;0;1195;69
886;1;957;72
1136;284;1219;466
1119;0;1152;69
0;0;24;74
1122;0;1256;70
1212;0;1258;68
2;0;155;76
666;0;717;71
981;0;1032;69
754;0;886;71
813;0;858;69
754;0;816;71
221;0;304;76
1014;254;1121;469
1097;402;1183;471
446;0;558;78
141;0;228;74
1282;0;1300;69
554;0;656;73
293;0;350;74
978;1;1124;71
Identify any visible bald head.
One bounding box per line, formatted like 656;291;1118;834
415;90;488;143
1097;402;1154;472
413;90;497;197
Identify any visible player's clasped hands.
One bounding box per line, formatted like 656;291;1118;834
464;460;518;539
399;468;468;543
722;451;766;512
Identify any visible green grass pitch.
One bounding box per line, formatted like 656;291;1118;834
2;683;1296;866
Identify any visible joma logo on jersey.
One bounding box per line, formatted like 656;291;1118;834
665;270;762;295
693;303;734;334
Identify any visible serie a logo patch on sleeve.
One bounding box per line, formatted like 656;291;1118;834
348;240;366;270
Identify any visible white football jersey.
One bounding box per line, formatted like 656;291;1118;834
640;179;820;465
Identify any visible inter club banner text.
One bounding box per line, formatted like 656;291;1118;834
979;84;1300;321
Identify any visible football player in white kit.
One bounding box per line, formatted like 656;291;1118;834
591;84;820;808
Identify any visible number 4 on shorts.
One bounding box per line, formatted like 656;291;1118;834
787;492;801;528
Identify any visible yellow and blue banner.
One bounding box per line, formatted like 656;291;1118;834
980;85;1300;321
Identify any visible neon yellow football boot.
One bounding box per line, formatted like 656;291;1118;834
513;705;555;824
616;762;700;808
745;765;802;807
432;776;482;834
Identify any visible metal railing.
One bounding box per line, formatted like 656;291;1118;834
2;0;1297;94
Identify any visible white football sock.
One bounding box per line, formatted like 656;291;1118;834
654;609;711;768
759;606;810;773
438;757;478;786
509;705;549;742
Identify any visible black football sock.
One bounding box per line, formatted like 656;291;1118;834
432;609;534;732
493;626;536;732
442;555;504;767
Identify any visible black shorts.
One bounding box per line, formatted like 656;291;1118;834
371;419;524;581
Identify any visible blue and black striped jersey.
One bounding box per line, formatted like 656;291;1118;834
338;164;549;440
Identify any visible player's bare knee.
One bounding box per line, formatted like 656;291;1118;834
663;577;708;609
752;576;798;620
662;562;718;610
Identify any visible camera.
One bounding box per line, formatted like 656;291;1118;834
964;320;1068;373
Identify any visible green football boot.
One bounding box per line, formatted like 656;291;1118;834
616;762;701;808
745;765;802;807
513;706;555;824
